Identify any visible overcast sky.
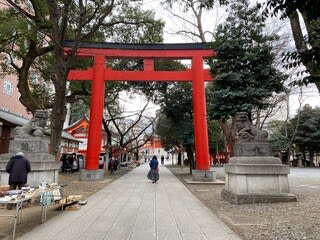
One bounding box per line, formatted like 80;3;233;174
123;1;320;118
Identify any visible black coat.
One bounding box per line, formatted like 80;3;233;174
6;155;31;185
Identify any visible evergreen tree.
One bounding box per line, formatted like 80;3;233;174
270;105;320;166
206;0;285;155
156;82;195;168
290;105;320;166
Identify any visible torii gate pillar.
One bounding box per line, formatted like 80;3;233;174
80;55;105;181
191;56;215;181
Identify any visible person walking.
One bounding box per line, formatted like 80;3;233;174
161;155;164;166
147;155;159;183
6;152;31;209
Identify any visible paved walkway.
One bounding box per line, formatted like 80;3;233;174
17;164;241;240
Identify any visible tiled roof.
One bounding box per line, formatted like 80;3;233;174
0;109;29;126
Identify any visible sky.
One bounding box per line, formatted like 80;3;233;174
142;0;227;43
121;0;320;119
120;91;159;117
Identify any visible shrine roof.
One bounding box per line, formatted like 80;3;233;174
64;116;89;132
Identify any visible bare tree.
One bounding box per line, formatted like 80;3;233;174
103;100;157;161
161;0;227;42
1;0;160;157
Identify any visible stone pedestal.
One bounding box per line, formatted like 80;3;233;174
222;143;296;204
192;169;216;182
0;139;60;187
8;138;49;153
80;169;104;181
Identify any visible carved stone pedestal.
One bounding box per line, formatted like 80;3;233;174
222;143;296;204
0;139;60;187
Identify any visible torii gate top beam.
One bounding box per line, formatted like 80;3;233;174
64;40;215;59
65;41;215;82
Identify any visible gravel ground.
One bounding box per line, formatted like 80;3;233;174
1;165;319;240
168;166;320;240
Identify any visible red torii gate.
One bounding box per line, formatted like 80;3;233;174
64;41;216;180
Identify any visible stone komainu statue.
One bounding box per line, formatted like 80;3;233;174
15;110;49;139
235;112;268;142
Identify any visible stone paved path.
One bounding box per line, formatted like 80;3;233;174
17;164;241;240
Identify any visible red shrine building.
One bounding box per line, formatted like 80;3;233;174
141;136;166;159
63;117;164;160
63;117;108;156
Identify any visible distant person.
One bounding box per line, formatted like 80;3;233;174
60;154;68;172
6;152;31;210
67;154;75;173
113;158;119;173
147;155;159;183
60;154;74;173
183;158;189;166
72;153;77;169
108;157;114;173
161;155;165;166
108;157;118;173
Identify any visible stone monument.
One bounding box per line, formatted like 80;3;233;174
222;112;296;204
0;110;60;187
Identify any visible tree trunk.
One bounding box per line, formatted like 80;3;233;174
15;42;53;113
50;56;67;157
186;144;194;175
17;60;38;113
309;150;314;167
177;151;182;165
50;96;66;157
49;47;68;157
46;0;74;158
289;10;320;93
217;118;237;158
103;119;113;159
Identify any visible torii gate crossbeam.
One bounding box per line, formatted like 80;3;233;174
64;41;216;180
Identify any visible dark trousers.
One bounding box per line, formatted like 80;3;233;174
7;182;25;210
9;182;25;190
